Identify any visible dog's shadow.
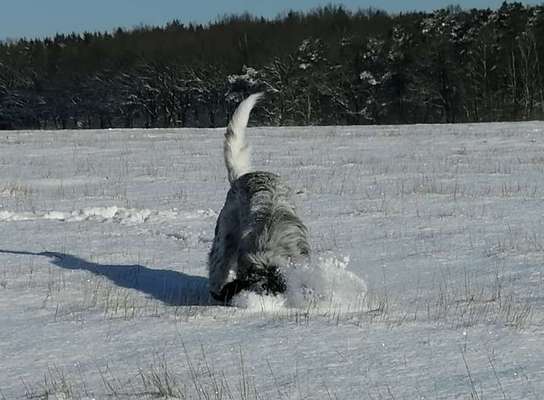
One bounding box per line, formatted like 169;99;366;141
0;249;211;306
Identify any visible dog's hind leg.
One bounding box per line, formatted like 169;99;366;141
209;235;238;297
208;198;240;300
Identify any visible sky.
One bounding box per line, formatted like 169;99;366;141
0;0;542;41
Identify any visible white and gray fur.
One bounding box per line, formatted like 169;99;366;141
208;93;310;302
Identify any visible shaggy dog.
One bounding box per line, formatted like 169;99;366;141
208;93;310;303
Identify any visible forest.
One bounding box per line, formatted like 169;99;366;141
0;2;543;129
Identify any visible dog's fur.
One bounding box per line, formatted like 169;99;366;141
208;93;310;303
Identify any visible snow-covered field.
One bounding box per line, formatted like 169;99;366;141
1;122;543;399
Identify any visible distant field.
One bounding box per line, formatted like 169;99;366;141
1;123;543;399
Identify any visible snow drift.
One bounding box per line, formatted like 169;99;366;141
232;255;367;313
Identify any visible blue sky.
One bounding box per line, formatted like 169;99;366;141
1;0;542;40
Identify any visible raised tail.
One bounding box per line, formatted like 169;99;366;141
224;92;264;184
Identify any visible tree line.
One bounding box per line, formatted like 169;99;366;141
1;2;543;130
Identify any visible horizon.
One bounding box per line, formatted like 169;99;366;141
1;0;542;41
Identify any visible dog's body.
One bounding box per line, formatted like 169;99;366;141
208;93;310;302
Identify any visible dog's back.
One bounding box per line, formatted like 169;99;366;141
233;171;309;262
208;94;309;302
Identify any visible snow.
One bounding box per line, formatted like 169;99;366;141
1;123;543;399
233;255;367;312
0;206;178;223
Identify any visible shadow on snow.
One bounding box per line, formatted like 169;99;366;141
0;249;211;306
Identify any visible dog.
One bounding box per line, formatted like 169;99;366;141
208;93;310;303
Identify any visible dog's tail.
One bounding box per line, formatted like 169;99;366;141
224;92;264;184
